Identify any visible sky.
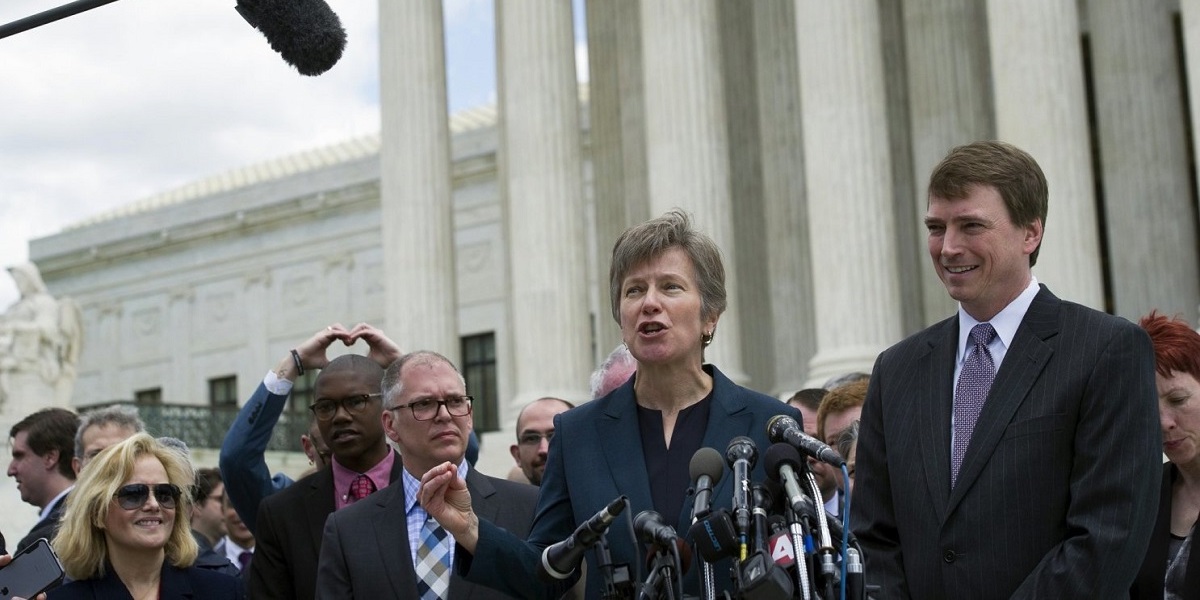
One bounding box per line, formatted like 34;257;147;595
0;0;587;310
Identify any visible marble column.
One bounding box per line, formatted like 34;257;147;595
987;0;1104;310
719;1;773;392
904;0;994;324
497;0;592;405
1089;0;1200;321
378;0;460;359
1179;0;1200;324
641;0;747;383
753;0;816;396
796;1;904;386
585;0;648;363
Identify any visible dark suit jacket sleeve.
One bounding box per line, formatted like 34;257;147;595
460;418;579;599
220;380;295;535
247;493;296;600
1012;322;1161;597
853;349;911;598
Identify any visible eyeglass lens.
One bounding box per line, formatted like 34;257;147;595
310;394;378;420
519;432;554;446
407;396;472;420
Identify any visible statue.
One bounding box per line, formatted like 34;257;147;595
0;262;82;408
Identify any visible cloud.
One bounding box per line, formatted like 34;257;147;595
0;0;381;308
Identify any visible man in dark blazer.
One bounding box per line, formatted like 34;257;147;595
316;350;539;599
852;141;1161;599
9;407;78;553
248;344;401;600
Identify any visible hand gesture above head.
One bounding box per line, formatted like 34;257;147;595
347;322;403;368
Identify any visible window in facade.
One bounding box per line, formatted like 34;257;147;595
461;332;498;432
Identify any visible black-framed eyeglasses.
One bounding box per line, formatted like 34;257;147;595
518;431;554;447
387;395;473;421
114;483;182;510
309;393;382;421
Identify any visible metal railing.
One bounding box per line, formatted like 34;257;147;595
76;402;309;452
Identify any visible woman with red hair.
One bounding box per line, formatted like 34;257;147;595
1133;311;1200;599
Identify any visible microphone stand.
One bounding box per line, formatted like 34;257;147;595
597;533;634;600
802;471;837;600
785;504;813;600
637;545;679;600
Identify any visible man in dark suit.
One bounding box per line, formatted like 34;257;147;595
316;350;538;599
7;407;78;552
852;140;1161;598
222;323;385;536
248;326;402;600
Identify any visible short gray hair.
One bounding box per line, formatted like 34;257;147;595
74;405;144;459
381;351;465;408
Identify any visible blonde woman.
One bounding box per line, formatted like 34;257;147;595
49;433;242;599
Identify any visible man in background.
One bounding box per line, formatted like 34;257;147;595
72;404;143;475
8;407;77;552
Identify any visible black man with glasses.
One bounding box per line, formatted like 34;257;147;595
316;350;538;599
220;323;401;540
248;343;403;600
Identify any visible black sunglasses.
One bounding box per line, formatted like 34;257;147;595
114;483;182;510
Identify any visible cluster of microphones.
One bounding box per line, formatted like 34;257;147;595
536;415;866;600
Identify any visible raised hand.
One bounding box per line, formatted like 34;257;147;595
419;462;481;553
347;322;403;368
293;323;353;371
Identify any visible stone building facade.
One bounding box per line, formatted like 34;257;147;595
21;1;1200;487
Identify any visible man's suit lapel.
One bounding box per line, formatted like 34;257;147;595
947;286;1058;513
450;470;498;599
303;468;337;556
366;481;416;598
917;318;957;522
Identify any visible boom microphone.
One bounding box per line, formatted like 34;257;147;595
767;414;845;467
689;447;724;522
235;0;347;76
538;496;627;581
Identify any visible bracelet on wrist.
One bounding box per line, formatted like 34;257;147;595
290;349;305;376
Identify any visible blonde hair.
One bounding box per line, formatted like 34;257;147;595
53;432;198;580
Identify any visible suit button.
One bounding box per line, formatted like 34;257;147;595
943;550;956;563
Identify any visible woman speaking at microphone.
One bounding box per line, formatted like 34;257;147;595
420;210;799;598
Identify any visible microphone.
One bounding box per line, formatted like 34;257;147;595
764;443;812;517
766;414;845;467
725;436;757;559
750;483;773;554
235;0;347;76
538;496;627;581
633;510;679;548
688;508;739;563
689;447;725;522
